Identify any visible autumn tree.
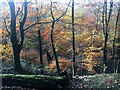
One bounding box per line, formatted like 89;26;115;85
49;0;70;75
50;0;60;75
35;3;44;74
111;2;120;73
102;0;113;73
115;2;120;73
8;0;27;71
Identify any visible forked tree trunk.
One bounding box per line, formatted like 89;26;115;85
102;0;113;73
8;0;27;71
9;1;22;71
50;0;60;75
103;0;108;66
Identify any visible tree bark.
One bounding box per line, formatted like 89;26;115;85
13;45;23;71
38;30;43;74
72;0;75;76
103;0;108;65
47;50;52;64
116;3;120;73
8;1;22;71
111;5;120;73
102;0;113;73
50;0;60;75
8;0;27;71
50;21;60;75
38;30;43;64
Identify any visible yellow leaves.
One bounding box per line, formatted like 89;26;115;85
78;30;90;42
59;31;64;34
85;46;95;51
1;29;9;36
0;29;2;37
83;55;95;71
1;44;12;53
83;41;103;71
16;23;20;31
1;44;13;61
59;31;72;40
85;55;93;62
86;36;92;41
55;31;72;44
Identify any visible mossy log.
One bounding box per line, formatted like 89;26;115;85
0;74;69;89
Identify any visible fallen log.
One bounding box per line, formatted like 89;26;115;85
0;74;69;89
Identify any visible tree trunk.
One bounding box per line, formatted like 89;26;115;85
8;0;27;71
8;1;23;71
111;5;120;73
38;30;43;74
116;5;120;73
13;46;23;71
102;0;113;73
103;33;108;65
38;30;43;64
50;21;60;75
47;50;52;64
50;0;60;75
72;0;75;76
103;0;108;65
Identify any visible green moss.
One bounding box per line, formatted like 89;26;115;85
0;74;64;80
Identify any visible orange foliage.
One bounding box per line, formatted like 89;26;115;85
42;24;51;41
46;57;72;72
20;49;40;63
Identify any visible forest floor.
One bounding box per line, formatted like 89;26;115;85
1;69;120;89
68;73;120;89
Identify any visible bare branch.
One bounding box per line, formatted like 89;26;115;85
107;0;113;23
24;0;71;31
19;3;24;23
50;0;55;20
8;0;17;41
16;7;20;18
24;21;52;31
52;1;71;21
19;0;27;47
